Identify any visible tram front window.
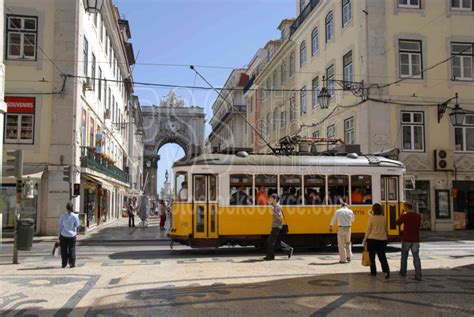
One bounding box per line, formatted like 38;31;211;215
328;175;349;205
280;175;302;205
351;175;372;205
255;175;277;206
229;174;253;205
304;175;326;205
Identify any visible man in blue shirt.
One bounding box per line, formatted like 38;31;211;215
58;202;80;268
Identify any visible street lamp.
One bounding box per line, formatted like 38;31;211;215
317;76;366;109
449;103;467;126
83;0;104;13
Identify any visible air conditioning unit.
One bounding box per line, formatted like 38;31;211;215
434;149;453;171
83;77;94;91
104;109;111;119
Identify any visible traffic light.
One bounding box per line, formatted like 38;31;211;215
63;166;71;183
73;183;81;197
5;150;23;178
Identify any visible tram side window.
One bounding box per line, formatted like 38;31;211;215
328;175;349;205
351;175;372;205
255;175;278;205
280;175;302;205
229;174;253;205
304;175;326;205
175;172;188;202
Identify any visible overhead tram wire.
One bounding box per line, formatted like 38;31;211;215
189;65;278;156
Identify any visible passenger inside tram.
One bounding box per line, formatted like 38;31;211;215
256;186;269;205
230;186;251;205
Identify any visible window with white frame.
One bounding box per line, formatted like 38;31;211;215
273;111;278;132
344;117;355;144
281;63;287;85
83;36;89;76
290;51;296;77
327;124;336;139
451;0;473;10
91;53;96;89
326;64;335;97
343;51;353;86
455;115;474;152
300;87;307;115
6;15;37;60
290;96;296;122
300;41;307;67
325;11;334;42
281;110;286;128
98;68;102;101
401;111;424;151
452;42;473;80
312;76;319;108
311;28;319;56
342;0;352;27
398;0;421;8
399;40;422;78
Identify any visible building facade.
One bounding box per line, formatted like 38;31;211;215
209;69;249;152
245;0;474;231
2;0;136;235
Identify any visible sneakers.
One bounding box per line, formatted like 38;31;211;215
263;256;274;261
288;248;294;259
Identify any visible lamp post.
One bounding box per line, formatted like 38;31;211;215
317;76;366;109
437;93;474;126
83;0;104;14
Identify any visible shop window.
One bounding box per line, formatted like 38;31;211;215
304;175;326;205
175;172;188;202
351;175;372;205
406;180;431;230
328;175;349;205
6;15;37;60
255;175;277;206
280;175;302;205
229;174;253;205
435;190;451;219
455;114;474;152
4;96;35;144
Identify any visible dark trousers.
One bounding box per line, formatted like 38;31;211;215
60;235;76;267
367;239;390;275
266;227;292;259
128;213;135;227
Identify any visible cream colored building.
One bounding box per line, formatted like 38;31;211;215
209;69;249;152
2;0;137;235
245;0;474;231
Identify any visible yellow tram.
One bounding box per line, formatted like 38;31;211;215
169;152;405;248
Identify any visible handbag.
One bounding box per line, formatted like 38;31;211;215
361;245;371;267
52;242;60;257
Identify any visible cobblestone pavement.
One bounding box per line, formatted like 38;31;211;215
0;220;473;316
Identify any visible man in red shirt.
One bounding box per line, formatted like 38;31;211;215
396;203;422;281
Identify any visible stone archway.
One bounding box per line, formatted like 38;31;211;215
141;91;205;198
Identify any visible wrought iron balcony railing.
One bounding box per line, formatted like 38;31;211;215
80;146;129;184
290;0;321;35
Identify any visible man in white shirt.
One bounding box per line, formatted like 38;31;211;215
178;181;188;201
330;203;355;263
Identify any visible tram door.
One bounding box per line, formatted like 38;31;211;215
193;175;218;239
381;176;400;236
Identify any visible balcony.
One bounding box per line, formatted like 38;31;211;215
211;105;247;132
290;0;321;35
243;74;256;94
80;147;129;184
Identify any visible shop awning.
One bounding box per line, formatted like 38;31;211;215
2;167;45;184
81;173;115;192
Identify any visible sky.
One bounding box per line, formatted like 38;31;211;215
114;0;295;193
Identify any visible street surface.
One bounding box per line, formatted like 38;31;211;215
0;217;473;316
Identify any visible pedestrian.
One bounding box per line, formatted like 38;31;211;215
396;203;422;281
128;198;137;227
363;203;390;278
329;202;355;263
264;194;294;261
58;202;80;268
159;200;167;231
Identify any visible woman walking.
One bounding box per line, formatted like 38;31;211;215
159;200;167;231
363;203;390;279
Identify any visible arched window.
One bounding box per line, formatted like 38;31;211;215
342;0;352;27
311;27;319;56
325;11;334;42
300;41;307;67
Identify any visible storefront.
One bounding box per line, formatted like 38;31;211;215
452;181;474;230
406;180;431;230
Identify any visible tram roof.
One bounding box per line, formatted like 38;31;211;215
173;153;405;169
